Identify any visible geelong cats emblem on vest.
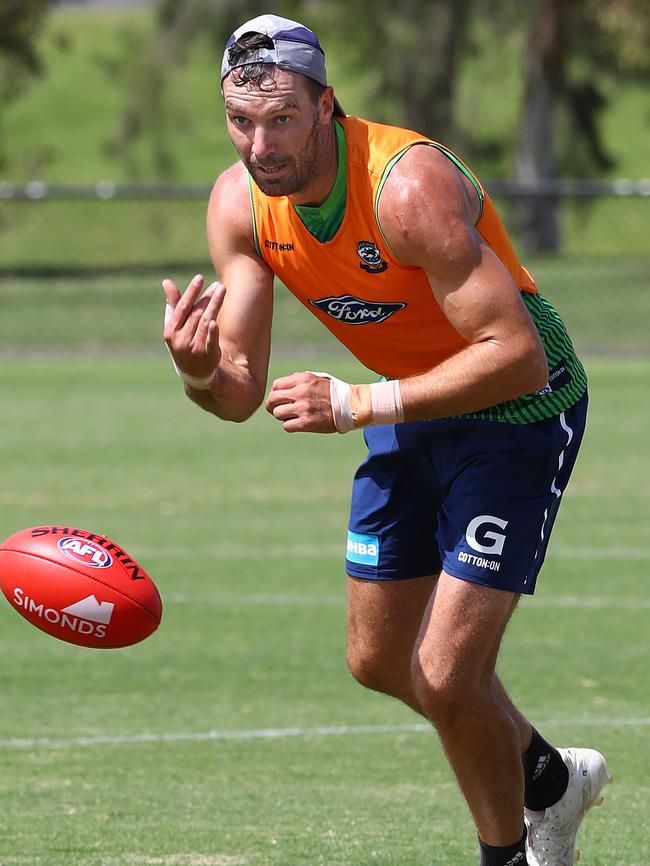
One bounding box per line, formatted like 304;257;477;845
357;241;388;273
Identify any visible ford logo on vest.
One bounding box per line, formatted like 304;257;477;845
309;294;406;325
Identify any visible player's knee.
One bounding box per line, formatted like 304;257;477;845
410;654;481;728
346;643;405;698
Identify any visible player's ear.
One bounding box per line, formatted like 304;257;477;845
320;86;335;123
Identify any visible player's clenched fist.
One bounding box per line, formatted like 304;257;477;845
162;274;226;390
266;371;337;434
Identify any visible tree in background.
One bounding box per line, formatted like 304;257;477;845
325;0;650;253
105;0;271;178
512;0;650;252
105;0;650;244
316;0;473;143
4;0;648;254
514;0;569;253
106;0;473;178
0;0;67;170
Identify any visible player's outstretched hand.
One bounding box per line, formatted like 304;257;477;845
266;372;336;433
162;274;225;386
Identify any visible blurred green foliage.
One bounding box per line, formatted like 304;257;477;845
1;4;649;183
0;3;647;357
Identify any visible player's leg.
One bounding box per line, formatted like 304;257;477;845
344;420;442;709
346;572;436;712
346;568;602;865
426;394;608;865
346;571;531;731
411;571;526;848
345;397;607;863
491;677;533;751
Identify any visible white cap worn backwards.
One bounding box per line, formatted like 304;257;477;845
220;14;345;116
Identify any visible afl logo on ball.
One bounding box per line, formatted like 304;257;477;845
57;537;113;568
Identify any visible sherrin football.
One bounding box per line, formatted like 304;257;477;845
0;526;162;649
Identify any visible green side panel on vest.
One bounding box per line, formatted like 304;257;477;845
463;292;588;424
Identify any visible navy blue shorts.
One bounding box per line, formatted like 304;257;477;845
346;395;588;595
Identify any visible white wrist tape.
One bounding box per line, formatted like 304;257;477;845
177;368;218;390
370;379;405;425
311;372;403;433
329;376;355;433
164;303;218;391
309;372;354;433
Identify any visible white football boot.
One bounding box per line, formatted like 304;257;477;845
525;747;612;865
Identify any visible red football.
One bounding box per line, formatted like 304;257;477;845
0;526;162;649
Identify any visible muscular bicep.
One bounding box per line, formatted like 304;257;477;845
207;164;275;397
379;146;543;353
425;231;539;351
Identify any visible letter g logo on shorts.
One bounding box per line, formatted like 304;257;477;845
465;515;509;556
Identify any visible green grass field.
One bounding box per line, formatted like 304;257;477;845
1;258;648;359
1;7;647;861
0;354;648;866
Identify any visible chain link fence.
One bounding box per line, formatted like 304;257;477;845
0;181;648;356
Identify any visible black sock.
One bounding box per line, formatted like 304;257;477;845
479;828;528;866
523;727;570;811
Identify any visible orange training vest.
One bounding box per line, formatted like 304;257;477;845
250;116;537;380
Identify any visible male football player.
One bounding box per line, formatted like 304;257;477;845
163;15;611;866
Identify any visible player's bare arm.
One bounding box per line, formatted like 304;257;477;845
377;145;548;421
163;161;275;422
267;146;548;434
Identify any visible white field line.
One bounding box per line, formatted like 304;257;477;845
551;546;650;561
142;544;342;560
140;544;650;561
166;592;345;605
1;718;649;750
165;592;650;610
530;596;650;609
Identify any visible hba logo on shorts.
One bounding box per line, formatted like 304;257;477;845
309;294;406;325
346;531;380;566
